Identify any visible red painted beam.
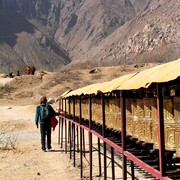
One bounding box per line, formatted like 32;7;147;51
59;115;170;180
81;125;89;132
91;130;122;153
124;151;170;180
90;130;103;140
104;138;122;153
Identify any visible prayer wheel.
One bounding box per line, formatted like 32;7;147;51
137;98;145;142
70;98;74;116
105;97;120;131
152;96;176;151
62;98;67;113
126;98;133;136
75;98;80;117
81;98;89;120
105;98;111;128
114;97;121;131
92;98;102;124
131;98;138;139
163;97;176;151
152;98;159;149
144;97;153;144
174;96;180;157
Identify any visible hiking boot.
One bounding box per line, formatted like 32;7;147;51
47;146;52;150
42;148;46;152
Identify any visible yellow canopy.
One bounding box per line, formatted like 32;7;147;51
100;73;136;93
85;81;110;95
60;90;72;97
86;73;136;94
63;73;136;97
117;58;180;90
63;83;99;97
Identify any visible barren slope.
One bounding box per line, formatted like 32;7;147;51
75;0;180;67
0;63;158;107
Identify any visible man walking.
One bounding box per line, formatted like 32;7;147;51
35;96;59;151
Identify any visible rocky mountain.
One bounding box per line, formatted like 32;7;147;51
84;0;180;67
0;0;179;73
0;0;71;73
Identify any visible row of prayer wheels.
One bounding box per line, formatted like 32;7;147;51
62;88;180;158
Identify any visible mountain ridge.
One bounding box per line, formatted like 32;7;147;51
0;0;179;73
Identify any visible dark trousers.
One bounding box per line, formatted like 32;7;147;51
40;124;51;150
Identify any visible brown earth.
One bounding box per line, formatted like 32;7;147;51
0;65;157;180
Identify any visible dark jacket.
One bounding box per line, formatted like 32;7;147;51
35;104;59;126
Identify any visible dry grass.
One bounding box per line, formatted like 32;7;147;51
0;122;18;150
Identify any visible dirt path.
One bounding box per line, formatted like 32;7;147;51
0;105;80;180
0;104;150;180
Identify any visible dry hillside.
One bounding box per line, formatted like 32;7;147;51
0;63;158;106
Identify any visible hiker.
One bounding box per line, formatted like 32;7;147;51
25;66;31;75
31;66;36;75
9;72;14;78
16;71;20;76
35;96;60;151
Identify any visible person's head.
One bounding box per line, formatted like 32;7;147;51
40;96;47;104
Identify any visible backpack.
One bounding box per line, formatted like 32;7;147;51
40;105;49;121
